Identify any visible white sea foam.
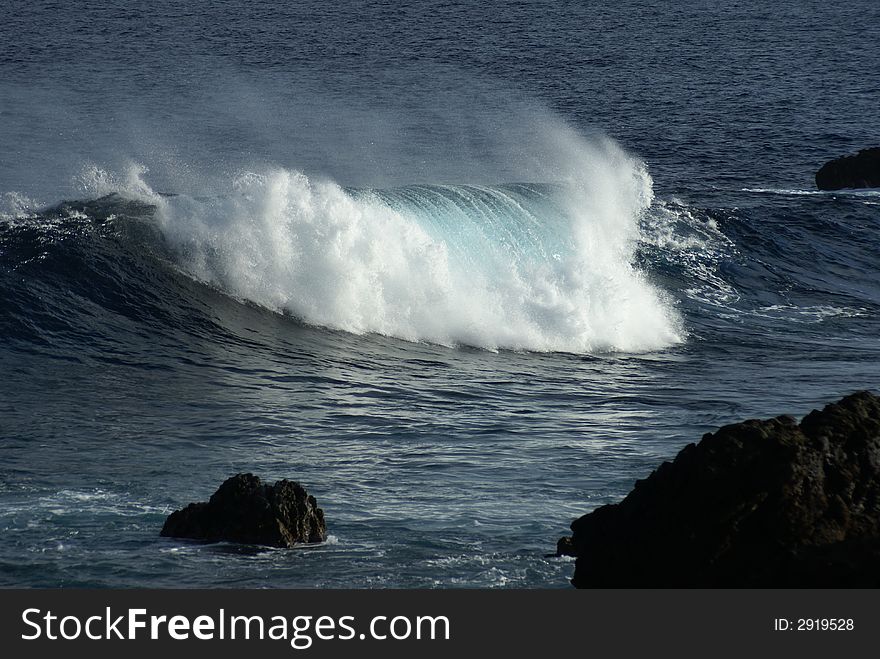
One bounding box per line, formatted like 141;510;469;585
640;200;740;309
0;191;42;221
78;132;683;353
743;187;880;197
752;304;867;323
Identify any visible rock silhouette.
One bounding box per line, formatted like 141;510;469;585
563;392;880;587
815;148;880;190
161;473;326;548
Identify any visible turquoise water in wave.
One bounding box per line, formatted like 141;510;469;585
1;0;879;587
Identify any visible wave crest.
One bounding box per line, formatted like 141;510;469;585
79;139;682;353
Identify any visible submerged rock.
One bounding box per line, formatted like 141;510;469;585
815;148;880;190
161;473;326;548
563;392;880;587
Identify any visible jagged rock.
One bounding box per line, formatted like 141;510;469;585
563;392;880;587
160;473;326;548
815;148;880;190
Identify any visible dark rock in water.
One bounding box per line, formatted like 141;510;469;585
564;392;880;587
815;148;880;190
555;536;577;557
161;473;326;548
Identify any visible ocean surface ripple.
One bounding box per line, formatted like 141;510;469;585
1;0;878;587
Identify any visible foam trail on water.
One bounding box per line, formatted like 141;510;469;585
80;136;683;353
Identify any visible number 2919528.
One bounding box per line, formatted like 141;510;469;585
774;618;854;631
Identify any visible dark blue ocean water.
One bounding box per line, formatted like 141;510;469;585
1;0;878;587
